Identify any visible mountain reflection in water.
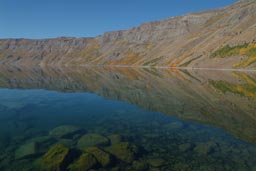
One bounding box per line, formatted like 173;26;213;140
0;66;255;171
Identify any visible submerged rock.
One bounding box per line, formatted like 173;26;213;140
27;136;57;153
194;141;218;155
85;147;113;167
15;142;38;159
77;133;109;149
147;158;166;168
108;134;123;145
57;139;75;148
68;153;98;171
107;142;139;163
41;144;73;171
49;125;84;139
132;160;149;171
179;143;193;152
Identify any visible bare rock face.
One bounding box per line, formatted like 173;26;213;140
0;0;256;68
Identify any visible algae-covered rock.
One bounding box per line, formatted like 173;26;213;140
27;136;57;153
57;139;75;148
11;158;38;171
108;134;123;145
107;142;139;163
85;147;113;167
147;158;165;168
68;153;98;171
132;160;149;171
41;144;72;171
194;141;217;155
179;143;193;152
28;136;56;145
77;133;109;149
49;125;84;139
15;142;38;159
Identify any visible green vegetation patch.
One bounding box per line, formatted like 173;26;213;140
209;79;256;98
210;43;256;68
143;56;163;66
210;44;249;58
180;55;202;67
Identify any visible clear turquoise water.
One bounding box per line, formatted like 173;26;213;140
0;67;256;171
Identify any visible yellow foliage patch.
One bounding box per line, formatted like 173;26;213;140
146;44;153;50
239;48;247;55
108;51;142;65
169;63;178;67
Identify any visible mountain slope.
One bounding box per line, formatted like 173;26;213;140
0;0;256;68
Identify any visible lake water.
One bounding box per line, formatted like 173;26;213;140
0;66;256;171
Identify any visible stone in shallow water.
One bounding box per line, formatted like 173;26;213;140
15;142;38;159
106;142;139;163
41;144;73;171
68;153;98;171
77;133;109;149
179;143;193;152
194;141;218;155
85;146;113;167
49;125;85;139
27;136;57;153
57;139;75;148
147;158;166;168
132;160;149;171
108;134;123;145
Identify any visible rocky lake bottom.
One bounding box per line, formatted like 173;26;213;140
0;67;255;171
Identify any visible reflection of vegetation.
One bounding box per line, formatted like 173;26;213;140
180;69;201;82
234;56;256;68
142;67;163;78
180;55;202;67
209;73;256;98
210;43;256;67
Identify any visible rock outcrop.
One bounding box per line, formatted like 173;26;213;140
0;0;256;69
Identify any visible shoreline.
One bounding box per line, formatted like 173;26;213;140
78;64;256;72
1;64;256;72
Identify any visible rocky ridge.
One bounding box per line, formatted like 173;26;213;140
0;0;256;68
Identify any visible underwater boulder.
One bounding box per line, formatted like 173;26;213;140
49;125;85;139
194;141;218;155
68;153;98;171
85;146;113;167
15;142;38;159
57;139;75;148
178;143;194;152
41;144;73;171
106;142;139;163
26;136;57;153
147;158;166;168
132;160;149;171
77;133;109;149
108;134;123;145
